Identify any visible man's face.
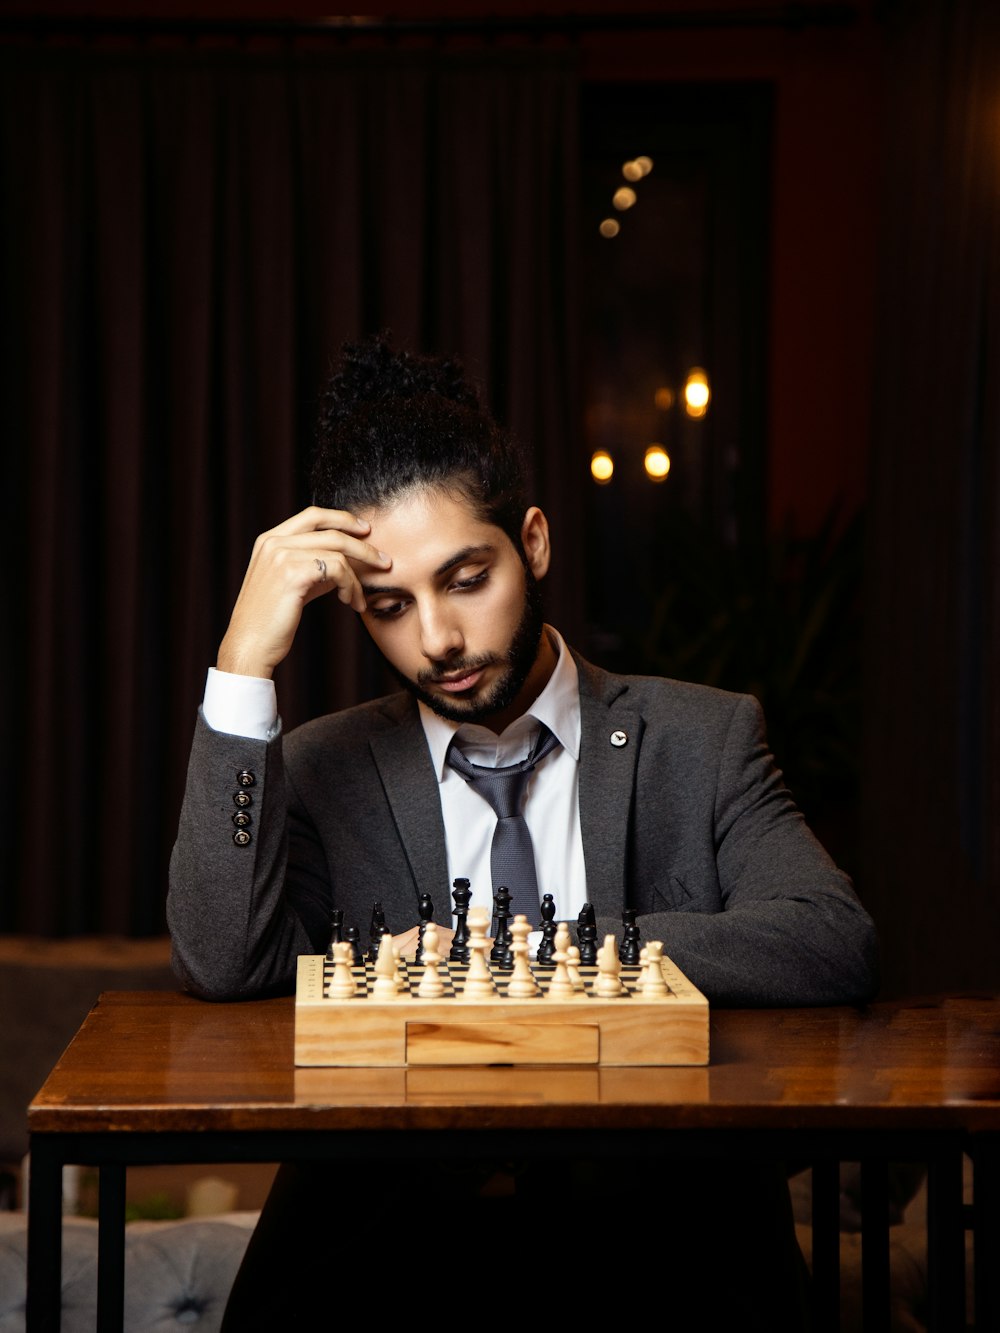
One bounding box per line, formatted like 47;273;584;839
354;487;552;731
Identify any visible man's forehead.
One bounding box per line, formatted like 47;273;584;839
362;488;510;556
355;486;516;585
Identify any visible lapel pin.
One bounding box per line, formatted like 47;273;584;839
610;730;628;748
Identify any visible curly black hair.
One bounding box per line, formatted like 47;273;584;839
310;334;528;546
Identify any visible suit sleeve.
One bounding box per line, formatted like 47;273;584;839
167;712;321;1000
599;694;880;1006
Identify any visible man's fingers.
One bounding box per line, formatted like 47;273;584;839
263;505;372;539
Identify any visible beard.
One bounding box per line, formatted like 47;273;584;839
382;568;546;726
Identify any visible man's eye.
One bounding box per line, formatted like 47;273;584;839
453;570;488;592
369;600;407;619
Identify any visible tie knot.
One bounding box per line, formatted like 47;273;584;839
445;724;560;821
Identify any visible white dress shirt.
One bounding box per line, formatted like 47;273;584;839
417;627;586;925
200;625;587;926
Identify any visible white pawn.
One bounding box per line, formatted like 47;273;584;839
642;940;670;999
595;933;625;997
636;944;649;994
507;914;541;998
566;944;583;991
327;941;357;999
547;921;575;998
463;906;497;998
417;922;446;999
373;932;399;998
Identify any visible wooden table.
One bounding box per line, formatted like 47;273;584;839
26;991;1000;1331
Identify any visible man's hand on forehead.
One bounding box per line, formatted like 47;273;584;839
216;506;392;679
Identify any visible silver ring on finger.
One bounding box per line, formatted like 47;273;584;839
314;558;328;582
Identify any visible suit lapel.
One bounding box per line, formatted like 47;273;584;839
369;701;450;912
575;656;645;921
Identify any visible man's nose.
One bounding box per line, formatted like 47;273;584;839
418;603;463;661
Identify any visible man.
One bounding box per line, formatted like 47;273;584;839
168;334;877;1328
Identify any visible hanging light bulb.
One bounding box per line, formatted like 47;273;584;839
684;368;710;419
644;445;671;481
591;450;614;484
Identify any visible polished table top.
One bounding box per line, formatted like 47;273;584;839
27;990;1000;1137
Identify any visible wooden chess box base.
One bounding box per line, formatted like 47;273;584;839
294;954;709;1068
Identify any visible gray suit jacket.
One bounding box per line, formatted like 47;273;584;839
168;652;878;1006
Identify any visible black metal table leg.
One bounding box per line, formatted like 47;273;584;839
860;1158;890;1332
26;1137;64;1333
926;1147;966;1331
972;1135;1000;1333
811;1158;841;1333
97;1162;127;1333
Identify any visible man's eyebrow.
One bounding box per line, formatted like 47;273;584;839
361;544;496;597
431;544;496;578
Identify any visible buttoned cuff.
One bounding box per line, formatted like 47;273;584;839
202;667;279;740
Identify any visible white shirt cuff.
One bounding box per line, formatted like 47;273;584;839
202;667;279;741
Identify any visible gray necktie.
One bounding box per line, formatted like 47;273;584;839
446;724;561;920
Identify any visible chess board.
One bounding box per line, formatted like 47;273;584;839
294;953;709;1068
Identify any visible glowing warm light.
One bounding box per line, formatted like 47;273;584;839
622;160;643;182
654;385;674;411
613;187;637;211
635;155;653;176
644;445;671;481
591;450;615;483
599;218;620;238
684;368;710;418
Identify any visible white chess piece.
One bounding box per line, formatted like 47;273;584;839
373;932;399;998
462;905;497;998
417;922;446;999
547;921;575;998
595;933;625;997
327;941;357;999
507;914;541;998
566;944;583;991
642;940;670;999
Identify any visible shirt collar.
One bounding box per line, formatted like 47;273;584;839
419;625;580;780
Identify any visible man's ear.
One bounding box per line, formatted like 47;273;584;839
520;507;551;580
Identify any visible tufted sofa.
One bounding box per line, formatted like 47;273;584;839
0;1212;256;1331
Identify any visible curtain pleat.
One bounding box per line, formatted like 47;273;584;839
864;0;1000;994
0;46;581;935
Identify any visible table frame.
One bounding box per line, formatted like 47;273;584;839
26;990;1000;1333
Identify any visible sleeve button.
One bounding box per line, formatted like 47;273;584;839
232;811;252;829
233;829;252;847
233;790;253;808
236;770;256;788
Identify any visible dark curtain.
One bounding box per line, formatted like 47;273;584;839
864;0;1000;995
0;44;581;936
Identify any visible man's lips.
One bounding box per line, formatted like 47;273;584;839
432;668;485;694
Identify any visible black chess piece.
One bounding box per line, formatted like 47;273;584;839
536;892;557;966
416;893;434;963
344;925;363;966
577;902;598;967
450;878;472;964
329;909;344;944
620;906;641;966
368;901;389;964
491;886;514;969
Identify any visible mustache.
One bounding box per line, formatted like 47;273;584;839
416;654;500;686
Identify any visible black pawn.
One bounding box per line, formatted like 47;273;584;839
577;902;598;967
491;886;513;969
536;893;557;966
450;878;472;964
620;907;641;967
416;893;434;963
344;925;363;967
368;901;389;964
325;909;344;962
